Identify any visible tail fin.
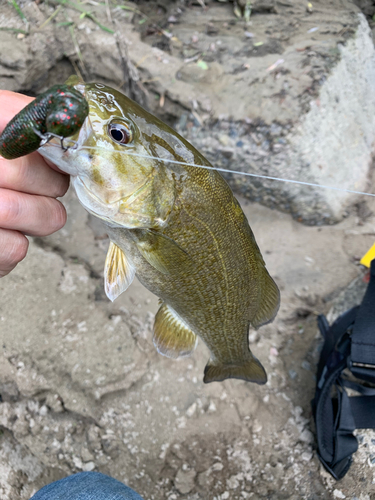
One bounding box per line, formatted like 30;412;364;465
203;356;267;384
251;269;280;329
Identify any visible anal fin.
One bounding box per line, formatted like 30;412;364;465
104;241;136;302
153;303;198;359
203;356;267;384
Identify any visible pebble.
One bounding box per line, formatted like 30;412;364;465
368;453;375;466
208;401;217;412
175;468;196;494
289;369;297;380
73;456;83;469
221;147;234;159
301;360;311;371
186;402;197;417
39;405;48;417
333;490;346;499
218;134;230;146
301;451;313;461
82;461;96;471
270;347;279;357
299;429;314;444
253;420;263;433
248;330;259;343
212;462;224;471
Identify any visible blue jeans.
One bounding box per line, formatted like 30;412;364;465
30;472;145;500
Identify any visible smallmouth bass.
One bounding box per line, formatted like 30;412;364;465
0;78;280;384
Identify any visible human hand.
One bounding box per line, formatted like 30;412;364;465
0;90;69;277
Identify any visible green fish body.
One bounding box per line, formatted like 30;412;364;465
2;78;280;384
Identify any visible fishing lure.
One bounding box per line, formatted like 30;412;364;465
0;84;89;160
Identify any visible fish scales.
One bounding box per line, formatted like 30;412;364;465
110;173;253;364
0;77;280;384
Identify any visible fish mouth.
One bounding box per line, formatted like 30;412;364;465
38;94;93;177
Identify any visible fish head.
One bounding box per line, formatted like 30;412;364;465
38;76;187;229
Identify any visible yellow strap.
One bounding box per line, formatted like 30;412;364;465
360;243;375;268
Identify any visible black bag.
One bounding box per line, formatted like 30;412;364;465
312;259;375;479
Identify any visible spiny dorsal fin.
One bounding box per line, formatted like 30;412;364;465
153;303;198;359
104;241;136;302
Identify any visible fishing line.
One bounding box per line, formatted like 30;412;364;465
46;141;375;198
78;145;375;198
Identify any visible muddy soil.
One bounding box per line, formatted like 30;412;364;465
1;1;375;499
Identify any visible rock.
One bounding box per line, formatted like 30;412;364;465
327;271;368;323
301;360;311;371
0;430;65;499
174;468;196;494
301;451;313;461
45;393;64;413
333;490;346;499
180;12;375;225
299;429;314;444
0;381;19;402
1;2;375;224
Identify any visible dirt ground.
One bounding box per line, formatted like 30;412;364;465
1;186;375;500
1;0;375;499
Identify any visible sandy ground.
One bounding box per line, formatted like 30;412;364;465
1;180;375;499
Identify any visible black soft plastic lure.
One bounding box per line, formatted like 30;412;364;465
0;84;89;160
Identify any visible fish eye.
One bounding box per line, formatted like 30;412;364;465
108;122;133;145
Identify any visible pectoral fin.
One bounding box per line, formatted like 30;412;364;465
132;229;192;275
104;241;136;302
204;356;267;384
153;303;198;359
